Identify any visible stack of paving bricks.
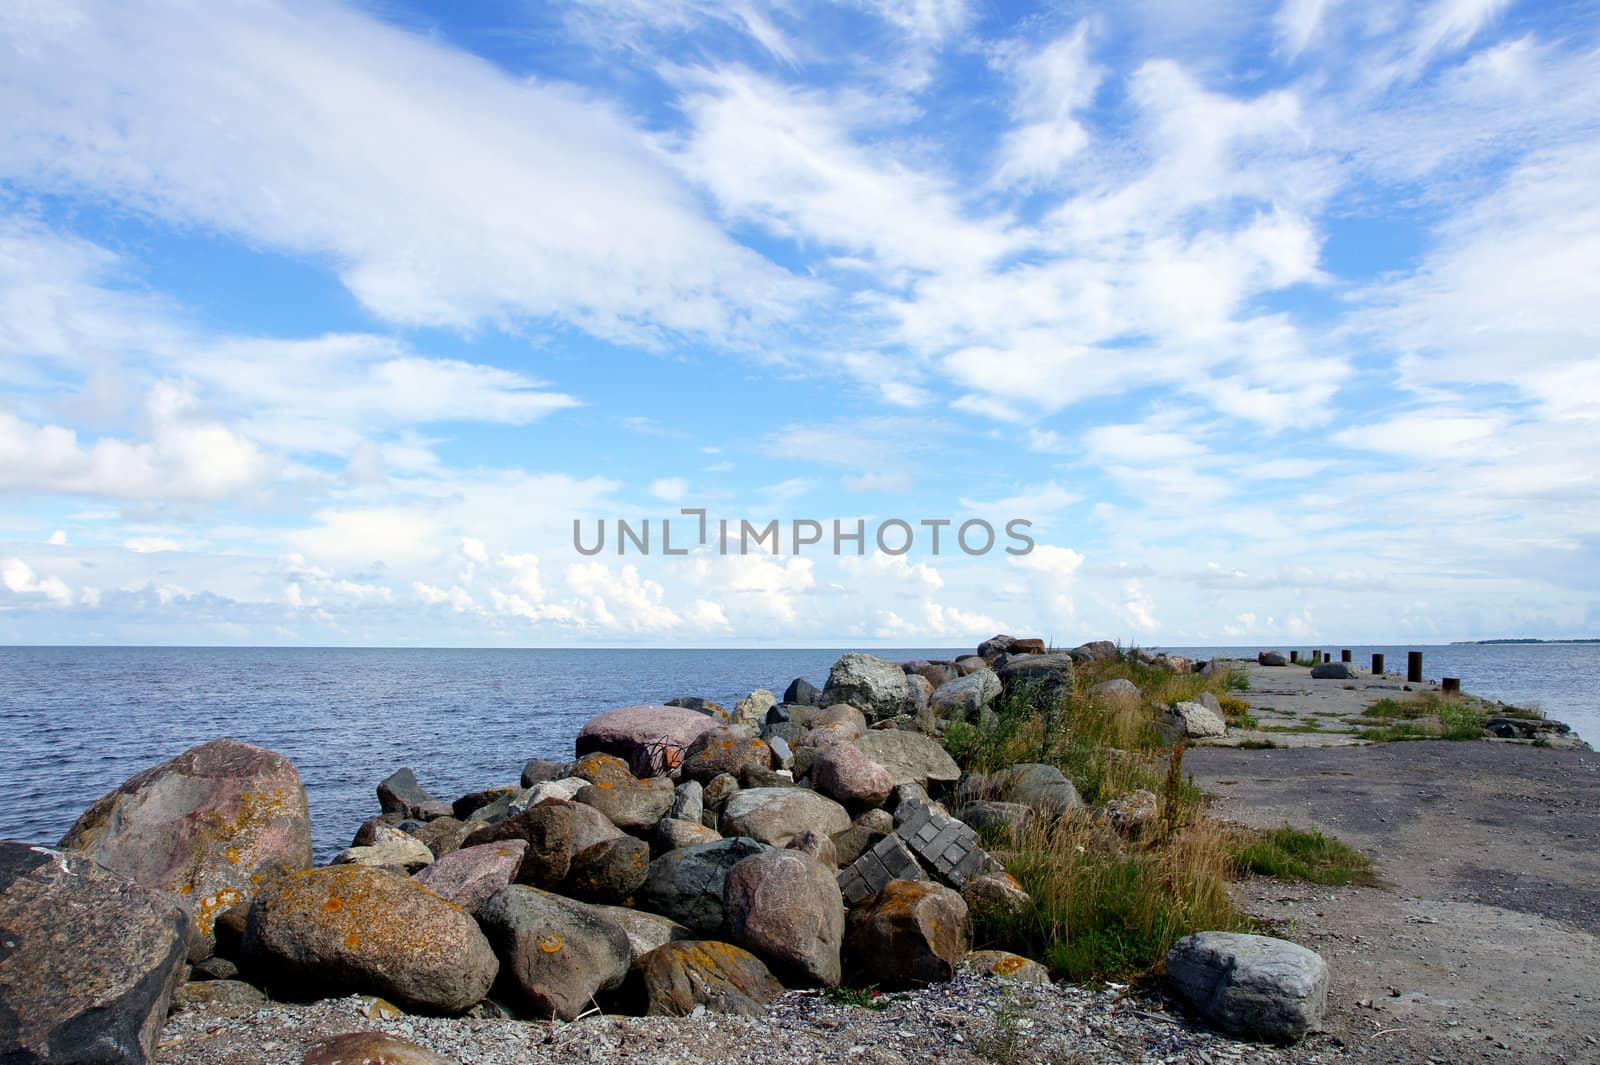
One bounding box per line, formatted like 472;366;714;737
836;801;999;905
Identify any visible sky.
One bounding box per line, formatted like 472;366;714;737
0;0;1597;647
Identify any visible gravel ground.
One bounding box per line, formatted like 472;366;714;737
157;976;1344;1065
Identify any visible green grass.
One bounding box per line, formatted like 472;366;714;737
1231;825;1375;885
822;985;894;1009
1355;691;1518;742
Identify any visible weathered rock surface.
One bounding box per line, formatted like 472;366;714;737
576;705;720;776
837;833;925;907
571;753;675;833
664;696;731;723
720;788;852;846
520;759;569;789
1162;701;1228;741
1105;789;1160;837
636;941;785;1018
0;841;190;1064
653;817;723;855
853;730;961;791
669;780;704;825
560;835;651;903
812;742;893;808
962;950;1050;984
954;800;1035;841
242;865;497;1014
732;690;777;729
996;652;1077;695
590;905;693;964
929;670;1002;718
1258;651;1288;667
786;829;839;869
1310;661;1359;680
334;836;434;873
640;837;768;933
783;677;822;706
681;728;774;784
1088;677;1141;710
170;978;268;1011
412;840;527;913
822;654;911;722
57;738;313;952
962;872;1032;922
465;799;624;887
724;849;844;986
959;763;1081;815
302;1031;457;1065
1167;932;1329;1043
476;886;630;1021
844;880;971;989
378;768;452;821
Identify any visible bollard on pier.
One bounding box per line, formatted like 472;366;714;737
1407;651;1424;684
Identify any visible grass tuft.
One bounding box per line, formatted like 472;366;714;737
1230;825;1375;885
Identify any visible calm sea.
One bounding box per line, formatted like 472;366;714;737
2;643;1594;859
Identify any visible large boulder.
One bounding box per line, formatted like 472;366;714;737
334;835;434;873
464;799;624;887
560;835;651;903
242;865;497;1014
977;635;1017;659
0;841;190;1064
732;690;778;729
1258;651;1288;667
1161;701;1228;741
954;800;1035;842
995;652;1076;696
58;738;312;953
1071;640;1119;661
377;768;452;821
412;840;527;913
962;950;1050;984
724;849;844;986
476;886;630;1021
590;904;693;964
843;880;970;989
303;1033;456;1065
929;670;1001;718
1310;661;1358;680
637;941;785;1018
1105;789;1160;838
783;677;822;706
958;763;1082;816
720;788;851;846
962;872;1032;922
654;817;723;855
1167;932;1329;1043
575;705;720;776
1088;677;1141;710
681;728;774;784
822;654;911;722
570;753;675;833
812;743;893;809
852;731;960;791
640;837;768;933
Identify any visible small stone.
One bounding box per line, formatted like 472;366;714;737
1167;931;1330;1043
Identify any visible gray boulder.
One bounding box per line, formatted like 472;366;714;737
732;689;778;729
477;885;630;1021
640;837;768;933
571;753;674;833
669;779;703;824
0;841;190;1064
955;800;1035;841
1258;651;1288;667
590;904;693;964
1167;932;1329;1043
930;670;1001;718
1310;661;1358;680
822;653;911;722
854;730;961;791
996;652;1077;696
334;835;434;873
57;738;312;956
1161;701;1228;741
1088;677;1141;708
665;696;731;724
560;835;651;903
724;849;844;986
958;763;1081;816
654;817;722;855
521;758;570;788
977;635;1017;659
720;788;852;846
377;767;453;821
783;677;822;706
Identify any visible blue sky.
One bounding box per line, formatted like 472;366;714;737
1;0;1597;646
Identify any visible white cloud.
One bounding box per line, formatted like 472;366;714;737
650;477;690;502
991;22;1104;189
1;557;71;605
0;0;806;343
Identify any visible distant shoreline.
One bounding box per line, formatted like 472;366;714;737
1449;638;1600;645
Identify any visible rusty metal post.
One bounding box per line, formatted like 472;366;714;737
1371;653;1385;675
1341;649;1352;663
1442;677;1461;694
1323;652;1331;664
1290;651;1299;663
1312;649;1321;666
1407;651;1423;683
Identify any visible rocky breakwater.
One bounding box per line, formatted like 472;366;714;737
2;635;1330;1063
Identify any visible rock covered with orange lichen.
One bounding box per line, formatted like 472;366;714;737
680;727;775;784
240;865;497;1014
636;939;785;1018
570;753;675;832
57;737;313;956
476;884;631;1020
843;879;971;989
